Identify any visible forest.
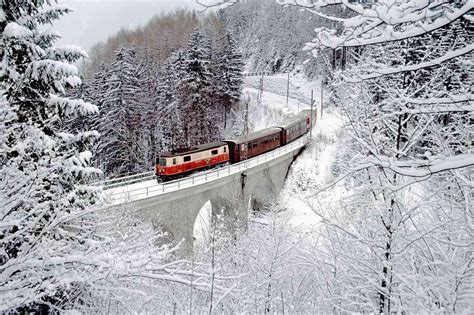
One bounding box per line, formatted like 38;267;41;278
74;10;244;178
0;0;473;313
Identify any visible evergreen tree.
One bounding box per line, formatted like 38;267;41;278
178;29;215;147
0;1;101;311
88;64;109;171
157;50;187;151
64;74;92;134
95;47;147;177
214;32;244;130
135;53;158;169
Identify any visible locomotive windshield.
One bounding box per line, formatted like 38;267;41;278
159;158;167;166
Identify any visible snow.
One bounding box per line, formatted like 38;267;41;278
242;72;324;131
48;95;99;116
0;8;6;23
362;153;474;178
52;45;89;59
283;110;346;229
3;22;32;38
313;0;474;48
30;60;79;82
344;43;474;82
193;201;212;251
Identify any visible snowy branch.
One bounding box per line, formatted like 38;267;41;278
311;1;474;48
343;44;474;82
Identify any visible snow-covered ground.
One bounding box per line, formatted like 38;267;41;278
281;110;344;229
243;72;324;132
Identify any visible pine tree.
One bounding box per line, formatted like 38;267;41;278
178;29;215;147
157;50;187;151
136;53;158;169
0;1;101;311
214;32;244;130
64;74;92;134
88;64;109;172
95;47;147;177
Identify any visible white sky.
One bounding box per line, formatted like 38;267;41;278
55;0;201;51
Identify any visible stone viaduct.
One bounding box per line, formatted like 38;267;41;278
106;136;308;255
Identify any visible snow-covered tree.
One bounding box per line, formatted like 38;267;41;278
136;54;159;169
200;0;473;312
178;29;216;147
63;74;92;134
85;9;200;77
192;205;321;313
95;47;148;177
299;1;472;312
217;0;326;76
213;32;244;129
157;50;188;151
0;1;102;311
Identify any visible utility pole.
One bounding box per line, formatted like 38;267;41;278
241;98;249;189
244;98;249;167
320;78;324;119
310;90;314;140
286;72;290;106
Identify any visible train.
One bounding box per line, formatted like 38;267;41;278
155;110;313;182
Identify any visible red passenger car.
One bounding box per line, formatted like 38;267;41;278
278;114;309;145
224;127;282;163
156;142;229;181
298;109;314;130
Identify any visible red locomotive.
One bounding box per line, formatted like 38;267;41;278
156;142;229;179
156;110;312;181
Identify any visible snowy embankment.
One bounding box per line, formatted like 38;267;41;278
282;111;344;229
242;73;345;229
243;72;317;131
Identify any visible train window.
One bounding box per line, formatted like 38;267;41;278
184;156;191;162
223;147;227;153
211;149;218;155
159;158;166;166
172;158;177;165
